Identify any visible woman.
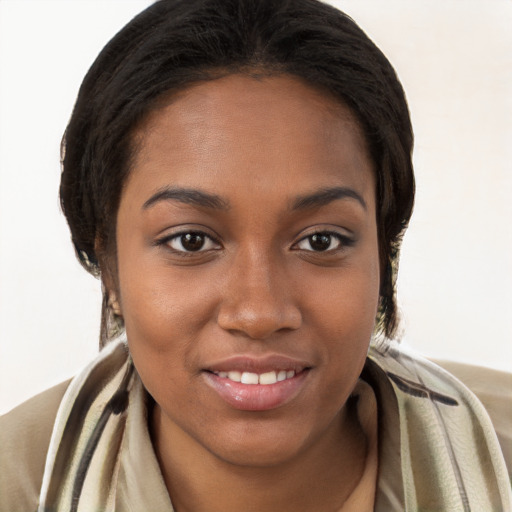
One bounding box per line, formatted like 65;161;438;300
1;0;510;510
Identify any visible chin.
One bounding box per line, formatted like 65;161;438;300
199;415;328;469
213;438;307;468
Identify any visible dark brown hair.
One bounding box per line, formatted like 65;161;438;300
60;0;415;346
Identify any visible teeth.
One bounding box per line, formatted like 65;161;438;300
259;371;278;385
227;371;241;382
241;372;259;384
215;369;297;385
277;370;287;382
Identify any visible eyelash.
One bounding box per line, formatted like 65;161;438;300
156;229;353;255
293;230;354;253
156;230;221;254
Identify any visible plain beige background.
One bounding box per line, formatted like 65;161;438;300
0;0;511;414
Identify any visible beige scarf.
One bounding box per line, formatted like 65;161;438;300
38;339;512;511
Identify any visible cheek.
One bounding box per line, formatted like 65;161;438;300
118;272;202;408
116;259;223;390
120;272;205;344
308;253;380;335
304;252;380;373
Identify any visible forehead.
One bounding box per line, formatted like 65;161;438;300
127;73;374;210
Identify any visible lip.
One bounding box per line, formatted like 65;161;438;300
203;354;312;374
202;354;313;411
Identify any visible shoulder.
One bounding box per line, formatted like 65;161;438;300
368;344;512;509
370;343;512;477
0;380;70;512
434;359;512;478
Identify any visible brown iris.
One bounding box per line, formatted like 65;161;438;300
309;233;332;251
181;233;205;251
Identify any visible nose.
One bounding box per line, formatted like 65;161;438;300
217;249;302;340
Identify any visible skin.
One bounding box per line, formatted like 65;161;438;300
114;74;380;511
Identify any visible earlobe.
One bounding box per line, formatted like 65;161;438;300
107;291;122;316
95;235;121;314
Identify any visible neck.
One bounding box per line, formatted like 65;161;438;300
150;397;367;512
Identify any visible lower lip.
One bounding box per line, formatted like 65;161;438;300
203;370;310;411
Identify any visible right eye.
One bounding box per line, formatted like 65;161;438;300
164;231;220;253
295;232;343;252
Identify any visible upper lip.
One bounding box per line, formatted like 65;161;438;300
203;354;313;374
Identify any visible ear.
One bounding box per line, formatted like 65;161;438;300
106;289;122;316
95;235;122;317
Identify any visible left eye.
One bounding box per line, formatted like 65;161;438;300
295;232;344;252
166;232;219;252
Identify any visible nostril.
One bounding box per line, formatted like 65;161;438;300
217;303;302;340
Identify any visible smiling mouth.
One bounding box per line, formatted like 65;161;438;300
211;369;298;385
203;354;312;410
204;367;311;411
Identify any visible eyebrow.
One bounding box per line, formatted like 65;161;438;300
142;186;230;211
291;186;367;211
142;185;366;213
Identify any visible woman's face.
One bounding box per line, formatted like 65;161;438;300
115;74;380;466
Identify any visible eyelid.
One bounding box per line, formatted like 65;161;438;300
292;228;355;252
155;226;222;253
